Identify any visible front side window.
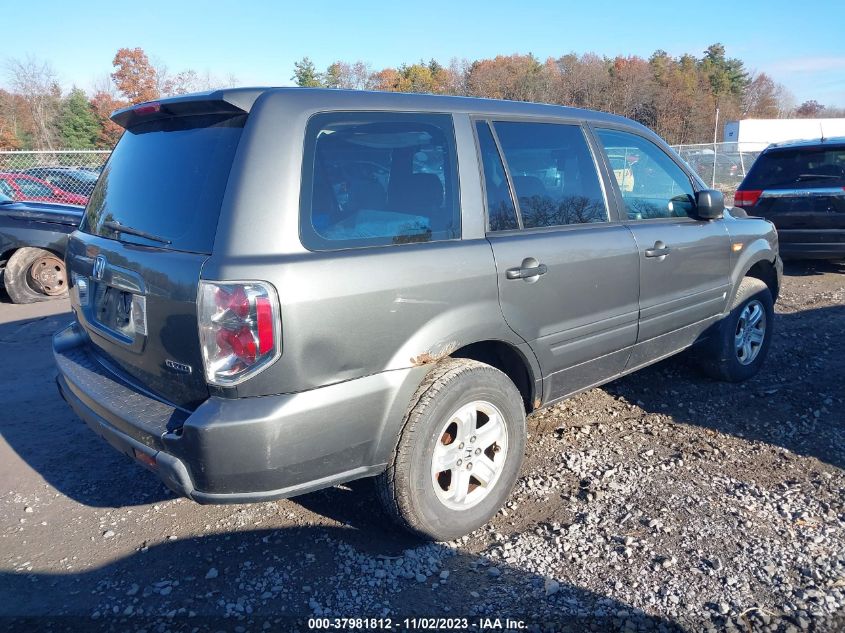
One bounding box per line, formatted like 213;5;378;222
493;121;608;228
596;129;695;220
301;112;460;250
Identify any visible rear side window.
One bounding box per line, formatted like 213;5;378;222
743;146;845;189
301;112;460;250
81;113;245;253
493;121;608;228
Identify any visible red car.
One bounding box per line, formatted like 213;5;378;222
0;173;88;206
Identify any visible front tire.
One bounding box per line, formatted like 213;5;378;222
696;277;774;382
376;359;526;541
3;247;68;304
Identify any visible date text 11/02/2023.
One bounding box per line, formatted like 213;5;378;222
307;617;527;630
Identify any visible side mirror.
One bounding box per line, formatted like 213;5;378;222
695;189;724;220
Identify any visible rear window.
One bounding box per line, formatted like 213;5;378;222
300;111;460;250
80;113;245;253
743;145;845;190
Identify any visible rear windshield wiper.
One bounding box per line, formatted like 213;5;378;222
102;220;172;245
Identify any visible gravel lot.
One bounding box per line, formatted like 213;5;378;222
1;261;843;632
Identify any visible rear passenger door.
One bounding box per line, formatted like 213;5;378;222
475;119;640;401
593;128;731;366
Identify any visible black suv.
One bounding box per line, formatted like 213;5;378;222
734;137;845;260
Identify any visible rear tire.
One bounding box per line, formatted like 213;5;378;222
376;358;526;541
3;247;68;304
696;277;773;382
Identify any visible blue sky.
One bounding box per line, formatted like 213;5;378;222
4;0;845;106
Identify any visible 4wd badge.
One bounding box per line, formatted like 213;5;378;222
165;359;193;374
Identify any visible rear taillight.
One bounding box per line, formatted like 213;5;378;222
198;281;280;386
734;189;762;209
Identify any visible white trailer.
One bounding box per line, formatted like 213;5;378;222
724;118;845;152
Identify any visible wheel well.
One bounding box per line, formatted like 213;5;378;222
0;247;16;270
451;340;535;412
746;259;779;302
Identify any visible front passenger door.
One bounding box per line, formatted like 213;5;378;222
594;128;731;367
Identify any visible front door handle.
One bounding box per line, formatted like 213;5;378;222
506;259;548;280
644;241;670;258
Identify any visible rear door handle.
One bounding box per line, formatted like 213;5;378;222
644;241;670;258
506;262;548;280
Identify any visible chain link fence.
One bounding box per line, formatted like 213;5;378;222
0;150;111;207
1;143;763;209
671;142;764;204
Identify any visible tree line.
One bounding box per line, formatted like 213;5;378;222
1;44;842;151
296;44;843;145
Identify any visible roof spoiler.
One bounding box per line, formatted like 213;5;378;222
110;88;268;129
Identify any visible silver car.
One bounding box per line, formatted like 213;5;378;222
53;88;781;540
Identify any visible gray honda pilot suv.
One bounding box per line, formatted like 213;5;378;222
53;88;781;540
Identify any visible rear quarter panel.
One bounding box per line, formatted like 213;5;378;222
203;92;526;398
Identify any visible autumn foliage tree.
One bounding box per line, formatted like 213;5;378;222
90;89;127;148
0;89;26;149
111;47;159;104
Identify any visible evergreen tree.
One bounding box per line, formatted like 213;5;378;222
292;57;323;87
58;88;99;149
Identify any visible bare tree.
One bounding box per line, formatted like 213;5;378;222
743;72;788;118
773;83;796;118
161;68;240;96
324;61;373;90
6;56;61;149
151;56;171;97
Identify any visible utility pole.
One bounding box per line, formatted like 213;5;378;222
712;107;720;188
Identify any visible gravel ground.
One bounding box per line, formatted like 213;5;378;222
0;260;843;632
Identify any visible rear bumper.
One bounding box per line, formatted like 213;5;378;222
53;322;426;503
777;230;845;260
779;243;845;260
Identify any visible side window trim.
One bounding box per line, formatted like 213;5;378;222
470;116;522;232
582;124;627;224
487;120;524;230
591;124;699;223
576;121;617;225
